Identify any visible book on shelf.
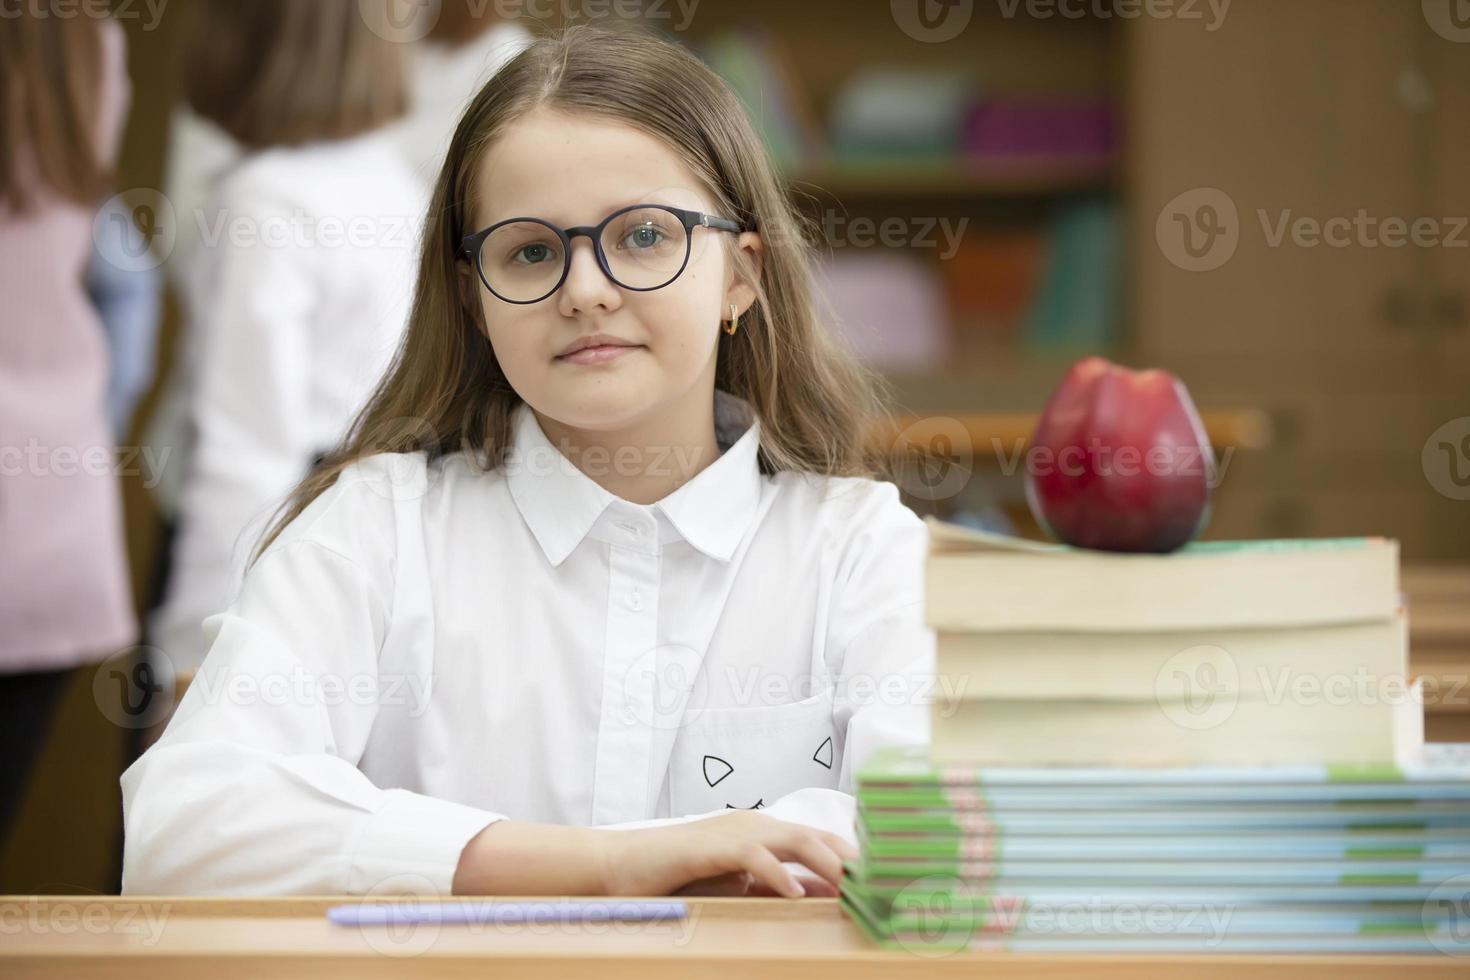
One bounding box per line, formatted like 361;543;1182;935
700;29;823;172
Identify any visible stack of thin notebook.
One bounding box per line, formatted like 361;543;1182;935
843;745;1470;953
839;519;1470;953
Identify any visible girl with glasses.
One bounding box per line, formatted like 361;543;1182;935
122;23;933;902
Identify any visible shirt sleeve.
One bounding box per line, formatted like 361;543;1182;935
120;478;503;896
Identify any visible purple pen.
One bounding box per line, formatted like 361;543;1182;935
327;899;688;927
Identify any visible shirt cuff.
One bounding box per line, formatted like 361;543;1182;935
347;788;502;896
761;788;857;844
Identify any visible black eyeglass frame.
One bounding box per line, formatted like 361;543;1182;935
460;204;746;305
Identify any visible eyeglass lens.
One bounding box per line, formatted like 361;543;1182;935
477;207;694;302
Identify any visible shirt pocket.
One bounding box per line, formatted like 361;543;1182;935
667;687;840;815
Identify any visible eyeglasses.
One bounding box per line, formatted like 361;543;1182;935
460;204;745;305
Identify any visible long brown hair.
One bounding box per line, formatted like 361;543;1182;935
0;12;107;211
254;24;893;561
185;0;407;149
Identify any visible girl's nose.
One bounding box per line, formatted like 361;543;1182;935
557;238;621;318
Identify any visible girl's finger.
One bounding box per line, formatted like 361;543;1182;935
728;840;803;898
755;822;848;884
819;831;860;863
768;830;846;886
747;874;836;899
790;874;839;898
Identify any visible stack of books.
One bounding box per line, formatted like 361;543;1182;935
923;519;1418;767
838;519;1465;953
843;745;1470;953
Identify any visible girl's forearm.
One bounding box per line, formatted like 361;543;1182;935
452;820;611;895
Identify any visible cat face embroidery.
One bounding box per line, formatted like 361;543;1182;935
702;735;835;810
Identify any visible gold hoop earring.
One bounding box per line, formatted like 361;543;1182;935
724;303;740;336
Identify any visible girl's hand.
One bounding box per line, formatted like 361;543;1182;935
672;872;841;898
598;810;857;898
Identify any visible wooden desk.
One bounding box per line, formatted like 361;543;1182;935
1;896;1463;979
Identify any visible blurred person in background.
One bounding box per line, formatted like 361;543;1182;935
388;0;531;186
89;194;163;443
150;0;528;304
144;1;529;651
0;10;138;848
145;0;427;675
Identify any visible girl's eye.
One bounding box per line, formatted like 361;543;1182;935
512;242;556;265
620;223;667;250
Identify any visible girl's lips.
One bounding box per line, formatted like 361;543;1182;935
555;344;643;365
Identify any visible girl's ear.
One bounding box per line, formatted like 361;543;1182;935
725;230;764;317
456;258;488;334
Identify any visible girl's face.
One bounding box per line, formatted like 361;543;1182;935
460;108;761;435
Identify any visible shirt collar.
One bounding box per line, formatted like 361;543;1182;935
506;390;764;567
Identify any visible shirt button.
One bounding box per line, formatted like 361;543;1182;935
627;590;644;611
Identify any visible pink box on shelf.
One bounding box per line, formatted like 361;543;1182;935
962;98;1116;163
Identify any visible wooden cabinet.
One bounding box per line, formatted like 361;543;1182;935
1126;0;1470;556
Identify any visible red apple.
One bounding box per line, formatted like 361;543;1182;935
1025;356;1215;553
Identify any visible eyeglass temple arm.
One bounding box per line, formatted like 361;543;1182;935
700;213;746;234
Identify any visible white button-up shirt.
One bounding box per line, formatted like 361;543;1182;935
121;391;934;896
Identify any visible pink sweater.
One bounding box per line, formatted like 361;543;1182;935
0;19;138;672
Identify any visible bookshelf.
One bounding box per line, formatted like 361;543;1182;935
677;0;1468;558
677;0;1127;397
788;157;1115;199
